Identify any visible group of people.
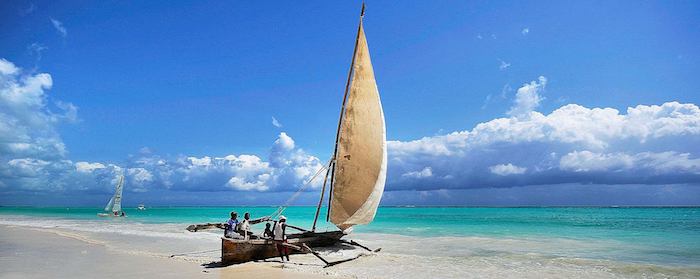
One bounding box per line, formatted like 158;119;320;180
224;211;290;261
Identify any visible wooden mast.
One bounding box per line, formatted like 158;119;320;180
311;160;333;231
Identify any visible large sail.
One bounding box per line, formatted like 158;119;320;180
329;21;387;230
112;175;124;213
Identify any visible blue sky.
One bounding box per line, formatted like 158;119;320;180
1;0;699;206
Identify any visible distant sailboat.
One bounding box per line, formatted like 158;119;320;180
218;3;386;265
98;174;126;217
137;204;146;210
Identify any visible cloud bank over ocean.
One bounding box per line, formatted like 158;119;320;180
390;101;700;189
1;58;699;202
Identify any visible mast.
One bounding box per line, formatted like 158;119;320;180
311;3;367;227
311;160;333;231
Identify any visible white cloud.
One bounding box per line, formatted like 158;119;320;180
522;28;530;35
499;59;511;70
50;18;67;37
75;162;106;173
389;100;700;189
7;158;51;177
127;167;154;191
0;59;19;75
271;116;282;128
490;164;526;176
507;76;546;118
187;156;212;167
0;58;77;160
95;132;324;193
402;167;433;179
227;175;270;191
273;132;295;152
560;151;700;174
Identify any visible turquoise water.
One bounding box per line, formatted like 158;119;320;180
2;206;699;266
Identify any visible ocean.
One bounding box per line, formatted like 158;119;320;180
1;206;699;278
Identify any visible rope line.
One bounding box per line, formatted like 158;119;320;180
269;157;332;219
170;249;220;257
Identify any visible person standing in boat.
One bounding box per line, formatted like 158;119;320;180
273;215;290;262
224;211;242;239
238;212;270;239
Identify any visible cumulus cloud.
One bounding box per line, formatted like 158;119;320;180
50;18;67;37
389;100;700;190
121;132;324;192
1;133;323;194
522;28;530;35
0;59;20;75
0;58;77;160
507;76;546;118
490;164;526;176
75;162;106;173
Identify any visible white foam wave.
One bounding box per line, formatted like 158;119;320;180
0;215;219;241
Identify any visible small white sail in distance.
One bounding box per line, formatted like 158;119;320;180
104;174;124;213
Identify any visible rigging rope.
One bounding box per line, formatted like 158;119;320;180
269;158;333;219
170;249;219;258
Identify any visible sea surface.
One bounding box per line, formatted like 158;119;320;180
1;206;699;278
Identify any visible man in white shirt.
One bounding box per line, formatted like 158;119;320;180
273;215;290;261
238;212;270;239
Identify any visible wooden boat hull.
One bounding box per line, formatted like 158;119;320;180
221;230;344;264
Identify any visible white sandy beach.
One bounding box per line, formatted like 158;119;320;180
0;225;343;279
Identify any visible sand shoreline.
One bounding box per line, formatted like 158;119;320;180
0;225;344;279
2;218;699;279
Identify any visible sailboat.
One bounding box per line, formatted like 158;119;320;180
219;4;387;265
98;174;126;217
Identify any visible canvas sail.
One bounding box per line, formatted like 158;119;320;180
329;21;387;230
